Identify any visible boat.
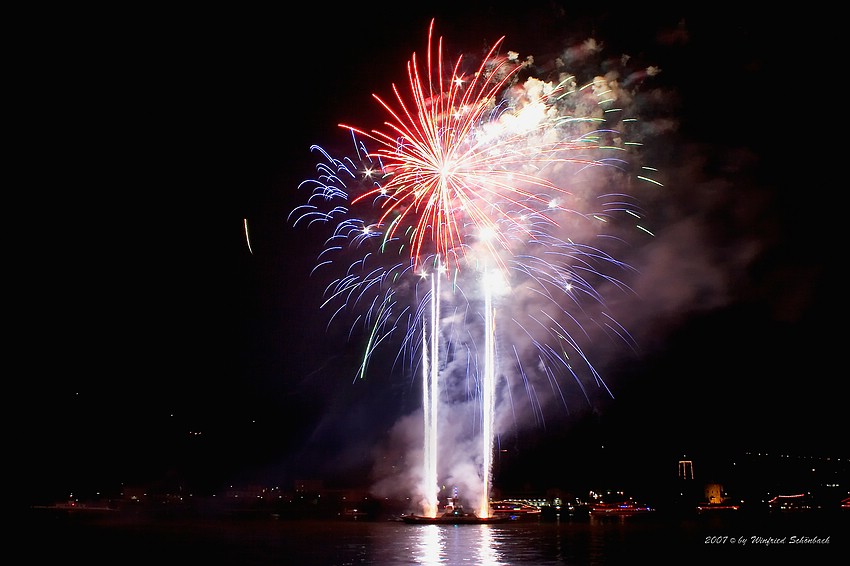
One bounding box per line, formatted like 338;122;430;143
589;500;654;516
401;495;512;524
340;507;369;519
767;493;816;513
696;503;740;514
490;501;542;518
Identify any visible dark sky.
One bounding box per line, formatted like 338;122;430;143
22;4;840;505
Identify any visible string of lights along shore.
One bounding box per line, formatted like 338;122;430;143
289;19;664;519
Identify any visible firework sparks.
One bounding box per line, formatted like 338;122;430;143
338;19;628;275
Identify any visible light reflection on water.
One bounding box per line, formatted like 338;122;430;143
386;524;542;566
30;510;845;565
476;524;501;565
413;525;442;564
405;523;508;566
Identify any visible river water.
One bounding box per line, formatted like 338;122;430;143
27;507;844;565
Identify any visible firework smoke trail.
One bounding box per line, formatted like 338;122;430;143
422;271;440;517
420;313;434;516
480;270;497;518
291;20;662;516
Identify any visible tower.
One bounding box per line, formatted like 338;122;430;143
678;459;694;480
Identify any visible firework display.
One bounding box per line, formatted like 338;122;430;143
290;20;661;517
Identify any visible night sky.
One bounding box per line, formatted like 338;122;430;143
23;4;840;506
